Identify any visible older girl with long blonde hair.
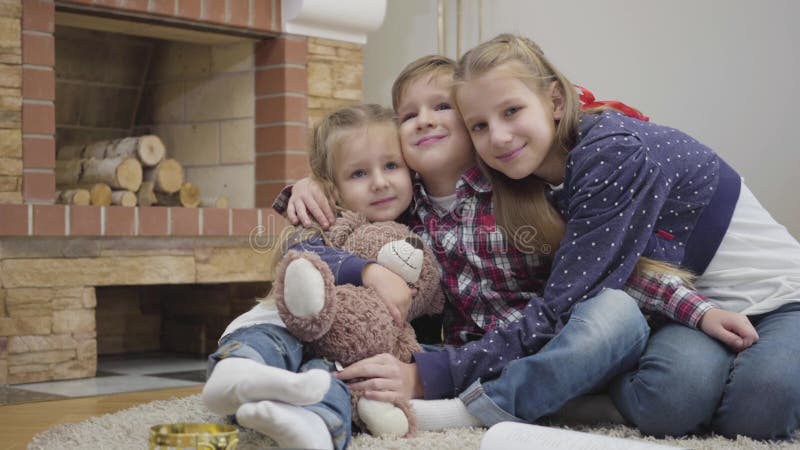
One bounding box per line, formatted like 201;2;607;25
452;33;800;440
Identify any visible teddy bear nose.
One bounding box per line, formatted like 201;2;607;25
405;236;423;250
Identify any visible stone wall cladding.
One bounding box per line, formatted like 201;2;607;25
307;37;363;127
0;0;23;204
0;285;96;384
0;236;278;384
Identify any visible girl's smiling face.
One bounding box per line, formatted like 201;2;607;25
333;123;413;222
456;66;566;185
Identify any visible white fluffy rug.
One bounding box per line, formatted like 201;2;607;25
28;394;800;449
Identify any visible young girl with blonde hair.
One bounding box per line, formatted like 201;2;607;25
203;104;417;449
451;33;800;440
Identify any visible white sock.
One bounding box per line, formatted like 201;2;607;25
236;400;333;450
202;357;330;415
357;398;409;437
410;398;483;431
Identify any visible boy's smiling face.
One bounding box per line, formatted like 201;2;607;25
395;74;474;189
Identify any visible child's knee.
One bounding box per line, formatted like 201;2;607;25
596;289;643;318
573;289;649;340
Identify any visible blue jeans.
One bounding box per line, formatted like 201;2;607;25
458;289;650;426
207;324;352;450
610;302;800;440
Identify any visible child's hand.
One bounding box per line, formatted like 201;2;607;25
287;177;336;229
362;263;413;325
334;353;423;403
698;308;759;352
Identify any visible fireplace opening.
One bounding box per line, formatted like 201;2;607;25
54;24;257;208
96;282;271;357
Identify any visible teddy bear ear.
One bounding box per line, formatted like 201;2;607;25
326;210;369;247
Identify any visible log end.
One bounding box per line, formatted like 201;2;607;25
90;183;113;206
71;189;91;206
117;158;143;192
155;158;184;194
179;182;200;208
138;135;166;167
112;190;138;207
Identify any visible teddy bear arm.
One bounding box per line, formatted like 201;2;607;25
406;254;446;321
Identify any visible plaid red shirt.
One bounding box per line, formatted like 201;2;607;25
404;167;715;345
623;272;713;327
405;168;550;344
272;168;715;346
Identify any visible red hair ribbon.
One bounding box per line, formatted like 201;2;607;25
575;85;649;122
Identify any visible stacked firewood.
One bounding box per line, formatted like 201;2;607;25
55;135;227;208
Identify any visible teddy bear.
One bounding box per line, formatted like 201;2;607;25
272;211;445;437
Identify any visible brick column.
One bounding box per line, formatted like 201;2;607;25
254;36;309;207
21;0;55;204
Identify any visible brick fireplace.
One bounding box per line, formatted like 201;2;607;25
0;0;376;384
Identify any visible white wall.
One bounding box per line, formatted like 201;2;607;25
364;0;800;238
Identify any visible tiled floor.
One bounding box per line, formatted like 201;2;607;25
0;352;207;406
